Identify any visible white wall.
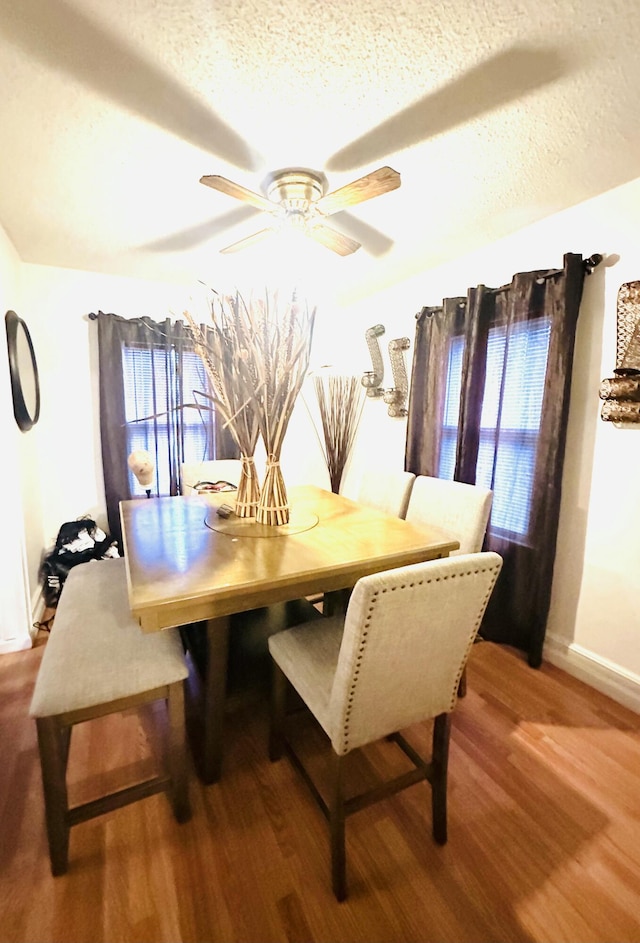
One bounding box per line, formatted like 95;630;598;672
0;224;33;650
338;177;640;709
19;266;199;548
18;267;333;544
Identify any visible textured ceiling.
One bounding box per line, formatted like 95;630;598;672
0;0;639;304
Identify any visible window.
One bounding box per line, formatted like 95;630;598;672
438;336;464;480
438;317;551;539
122;344;213;496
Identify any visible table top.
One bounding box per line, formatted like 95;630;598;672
120;484;459;632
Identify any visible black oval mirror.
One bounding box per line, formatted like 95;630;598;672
5;310;40;431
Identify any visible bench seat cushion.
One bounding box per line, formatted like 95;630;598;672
30;558;188;718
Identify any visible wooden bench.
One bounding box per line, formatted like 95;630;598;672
29;557;191;875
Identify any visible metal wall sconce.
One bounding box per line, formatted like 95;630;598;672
362;324;385;397
361;326;411;417
599;280;640;423
384;337;410;418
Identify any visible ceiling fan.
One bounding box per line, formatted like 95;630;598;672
199;165;400;256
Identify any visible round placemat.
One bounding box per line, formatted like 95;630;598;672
205;507;319;537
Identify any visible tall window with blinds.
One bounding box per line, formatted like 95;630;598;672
122;343;214;497
406;255;587;666
438;316;552;542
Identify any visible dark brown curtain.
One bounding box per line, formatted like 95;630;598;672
405;296;466;477
405;253;587;667
90;311;238;546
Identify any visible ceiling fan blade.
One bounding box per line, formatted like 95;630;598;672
219;227;276;254
141;206;260;252
315;166;400;216
200;175;275;213
332;212;395;256
306;224;361;256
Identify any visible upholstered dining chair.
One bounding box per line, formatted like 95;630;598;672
180;459;243;495
321;468;417;616
268;551;503;900
405;475;493;696
355;469;416;519
405;475;493;555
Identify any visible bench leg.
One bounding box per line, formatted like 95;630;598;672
36;716;71;876
166;682;191;822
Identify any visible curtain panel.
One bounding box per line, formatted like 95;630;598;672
405;253;587;667
90;311;238;545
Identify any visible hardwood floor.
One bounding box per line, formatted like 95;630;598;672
2;634;640;942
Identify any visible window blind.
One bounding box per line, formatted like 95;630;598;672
122;345;213;496
438;317;551;538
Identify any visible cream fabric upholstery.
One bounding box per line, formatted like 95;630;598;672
356;469;416;519
180;459;243;495
30;558;188;717
405;475;493;554
268;552;502;755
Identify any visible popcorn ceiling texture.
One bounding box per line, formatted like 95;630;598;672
0;0;638;300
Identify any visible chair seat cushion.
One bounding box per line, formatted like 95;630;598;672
268;615;345;738
30;558;187;718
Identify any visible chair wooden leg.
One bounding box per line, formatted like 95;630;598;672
329;751;347;902
166;682;191;823
269;662;287;762
323;588;351;618
36;716;71;876
431;713;451;846
202;616;230;784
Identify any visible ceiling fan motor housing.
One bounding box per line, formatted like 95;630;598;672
266;171;325;225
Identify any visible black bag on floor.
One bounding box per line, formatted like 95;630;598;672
39;517;119;608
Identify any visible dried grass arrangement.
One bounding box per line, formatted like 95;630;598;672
184;299;261;518
249;289;316;525
310;372;365;493
187;287;316;525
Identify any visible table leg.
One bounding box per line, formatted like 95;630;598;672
202;616;230;784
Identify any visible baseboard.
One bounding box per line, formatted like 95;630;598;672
0;587;40;654
544;633;640;714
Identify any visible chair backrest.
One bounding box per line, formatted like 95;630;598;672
180;459;243;495
405;475;492;554
328;552;503;754
356;469;416;519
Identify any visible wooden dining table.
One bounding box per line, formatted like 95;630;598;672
120;484;459;783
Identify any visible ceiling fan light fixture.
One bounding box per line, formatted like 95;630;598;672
201;165;400;257
266;170;325;208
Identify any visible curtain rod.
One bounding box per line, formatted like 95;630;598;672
416;253;604;316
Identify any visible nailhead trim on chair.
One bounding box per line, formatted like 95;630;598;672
342;593;378;751
448;563;502;707
342;561;503;744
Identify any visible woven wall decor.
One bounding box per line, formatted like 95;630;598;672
599;280;640;423
362;324;385;397
383;337;410;417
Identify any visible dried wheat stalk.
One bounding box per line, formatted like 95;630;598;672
186;288;315;525
244;288;316;525
311;373;364;493
184;301;262;517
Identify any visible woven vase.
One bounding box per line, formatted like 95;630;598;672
256;457;290;526
234;455;261;518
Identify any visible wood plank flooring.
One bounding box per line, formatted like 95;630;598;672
1;634;639;942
